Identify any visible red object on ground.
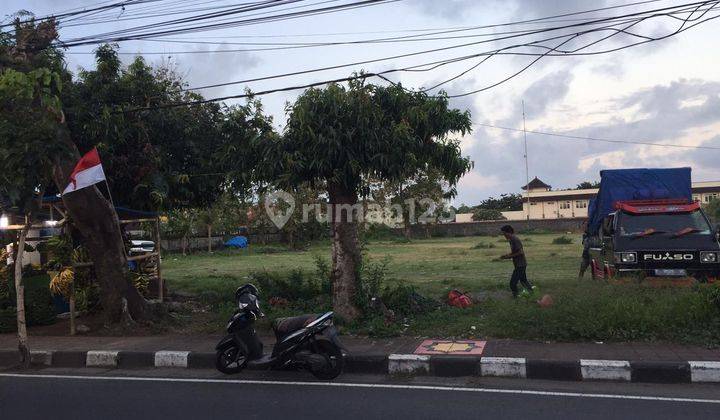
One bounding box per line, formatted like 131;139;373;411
448;290;472;308
268;296;289;307
537;294;554;308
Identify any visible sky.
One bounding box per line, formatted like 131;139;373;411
3;0;720;206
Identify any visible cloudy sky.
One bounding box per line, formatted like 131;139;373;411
4;0;720;206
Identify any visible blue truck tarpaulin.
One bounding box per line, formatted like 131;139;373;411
587;167;692;235
225;236;248;248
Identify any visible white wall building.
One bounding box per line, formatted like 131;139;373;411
456;177;720;222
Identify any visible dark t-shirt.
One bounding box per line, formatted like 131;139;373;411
509;235;527;268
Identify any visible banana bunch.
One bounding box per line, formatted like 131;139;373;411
49;267;75;298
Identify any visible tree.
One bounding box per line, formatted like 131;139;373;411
472;208;506;221
64;46;230;211
576;181;600;189
0;18;69;365
478;193;523;211
257;81;472;320
375;169;452;239
0;19;150;323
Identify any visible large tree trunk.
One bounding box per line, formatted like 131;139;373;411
52;128;146;323
13;220;31;368
327;182;362;322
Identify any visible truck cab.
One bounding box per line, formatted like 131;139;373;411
589;199;720;281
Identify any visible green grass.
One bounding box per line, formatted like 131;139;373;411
163;234;720;345
165;234;576;298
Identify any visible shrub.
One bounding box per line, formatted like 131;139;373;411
364;223;401;241
552;236;573;245
313;255;332;294
357;257;391;310
381;283;439;316
472;242;495;249
0;274;56;332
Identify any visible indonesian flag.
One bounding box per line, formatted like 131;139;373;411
62;148;107;195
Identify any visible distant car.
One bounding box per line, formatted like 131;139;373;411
129;240;155;255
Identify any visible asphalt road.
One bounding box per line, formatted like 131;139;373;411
1;371;719;420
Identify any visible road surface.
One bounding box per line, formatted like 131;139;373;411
1;370;719;419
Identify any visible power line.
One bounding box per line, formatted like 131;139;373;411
116;5;719;113
475;123;720;151
56;0;400;47
178;1;717;92
59;0;675;55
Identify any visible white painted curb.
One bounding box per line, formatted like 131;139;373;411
580;359;631;381
155;351;190;368
480;357;526;378
30;351;53;366
388;354;430;374
86;351;119;368
689;361;720;383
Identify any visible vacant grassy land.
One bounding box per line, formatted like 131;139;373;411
164;234;579;297
163;234;720;346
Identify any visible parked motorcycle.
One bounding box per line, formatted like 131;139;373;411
214;284;345;380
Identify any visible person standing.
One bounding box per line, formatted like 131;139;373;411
500;225;534;297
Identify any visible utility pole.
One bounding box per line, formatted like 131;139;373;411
522;100;530;231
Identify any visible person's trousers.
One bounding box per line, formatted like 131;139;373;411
510;266;533;297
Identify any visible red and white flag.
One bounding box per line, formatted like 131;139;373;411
62;147;107;195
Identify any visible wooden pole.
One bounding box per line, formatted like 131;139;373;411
154;217;164;302
69;281;76;335
13;220;31;367
207;224;212;253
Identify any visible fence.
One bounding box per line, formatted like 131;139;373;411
161;218;586;251
399;218;586;239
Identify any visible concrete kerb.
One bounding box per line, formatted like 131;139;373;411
86;350;119;368
480;357;527;378
0;349;718;384
154;351;190;368
689;361;720;383
388;354;430;375
580;359;632;381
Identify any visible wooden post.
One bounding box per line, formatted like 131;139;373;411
154;217;164;302
69;281;76;335
13;219;31;367
207;224;212;253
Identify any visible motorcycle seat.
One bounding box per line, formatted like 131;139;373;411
272;314;317;340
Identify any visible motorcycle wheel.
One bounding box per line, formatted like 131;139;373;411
215;344;247;374
309;338;344;380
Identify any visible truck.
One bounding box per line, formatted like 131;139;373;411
586;167;720;282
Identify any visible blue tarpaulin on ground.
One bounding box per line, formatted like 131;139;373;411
225;236;249;248
587;167;692;235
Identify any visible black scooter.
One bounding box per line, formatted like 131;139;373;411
214;284;345;380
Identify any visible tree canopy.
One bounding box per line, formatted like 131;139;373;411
63;45;273;211
252;80;473;320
